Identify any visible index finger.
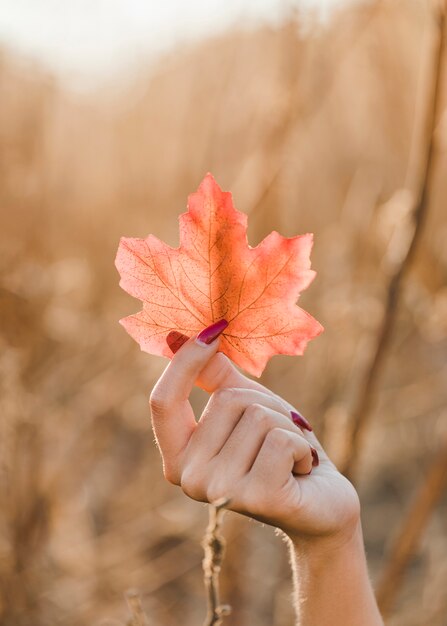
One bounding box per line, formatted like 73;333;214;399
149;321;228;470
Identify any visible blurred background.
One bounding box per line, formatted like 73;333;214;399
1;0;447;624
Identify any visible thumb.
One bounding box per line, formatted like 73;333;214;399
166;327;267;394
150;321;228;474
156;320;229;405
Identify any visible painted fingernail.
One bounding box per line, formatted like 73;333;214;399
310;446;319;467
290;410;313;432
166;331;190;354
196;319;228;346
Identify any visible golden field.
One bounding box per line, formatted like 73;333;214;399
0;1;446;624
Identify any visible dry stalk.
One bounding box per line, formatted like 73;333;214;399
125;588;150;626
202;499;232;626
341;0;447;480
376;438;447;616
244;3;381;219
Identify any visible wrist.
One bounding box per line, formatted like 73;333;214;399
288;517;364;571
282;476;362;561
286;520;383;626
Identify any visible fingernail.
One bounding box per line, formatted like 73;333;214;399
196;319;228;346
166;331;190;354
310;446;319;467
290;410;313;432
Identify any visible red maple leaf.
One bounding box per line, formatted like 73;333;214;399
115;174;323;377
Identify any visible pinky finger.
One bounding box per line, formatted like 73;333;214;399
250;427;314;485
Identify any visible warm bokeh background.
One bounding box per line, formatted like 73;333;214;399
1;1;447;624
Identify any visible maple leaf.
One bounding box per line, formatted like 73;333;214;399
115;174;323;377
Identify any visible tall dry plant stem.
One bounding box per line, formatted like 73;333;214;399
341;0;447;480
376;438;447;616
125;588;150;626
245;4;380;218
202;499;232;626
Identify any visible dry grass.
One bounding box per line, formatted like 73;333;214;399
1;1;447;624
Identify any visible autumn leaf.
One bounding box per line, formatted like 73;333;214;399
115;173;323;377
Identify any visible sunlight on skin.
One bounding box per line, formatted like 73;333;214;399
149;329;383;625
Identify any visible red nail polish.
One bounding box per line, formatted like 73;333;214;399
290;411;313;432
310;446;319;467
166;331;190;354
196;319;228;345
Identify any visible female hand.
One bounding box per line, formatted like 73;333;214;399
149;320;360;547
149;321;383;625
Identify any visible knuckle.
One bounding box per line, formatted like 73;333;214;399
180;467;207;502
211;387;237;406
265;427;290;451
205;357;239;389
206;479;229;505
162;462;180;486
245;403;268;426
149;387;169;416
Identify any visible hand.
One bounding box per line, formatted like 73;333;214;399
149;321;360;546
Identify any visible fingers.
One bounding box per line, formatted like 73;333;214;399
249;428;314;484
187;387;292;459
151;320;325;496
150;321;227;473
213;404;313;476
167;330;274;395
154;321;228;403
179;400;315;506
197;352;264;393
151;319;290;479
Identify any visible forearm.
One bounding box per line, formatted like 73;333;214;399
288;522;383;626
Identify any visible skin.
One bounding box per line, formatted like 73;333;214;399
149;331;384;625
